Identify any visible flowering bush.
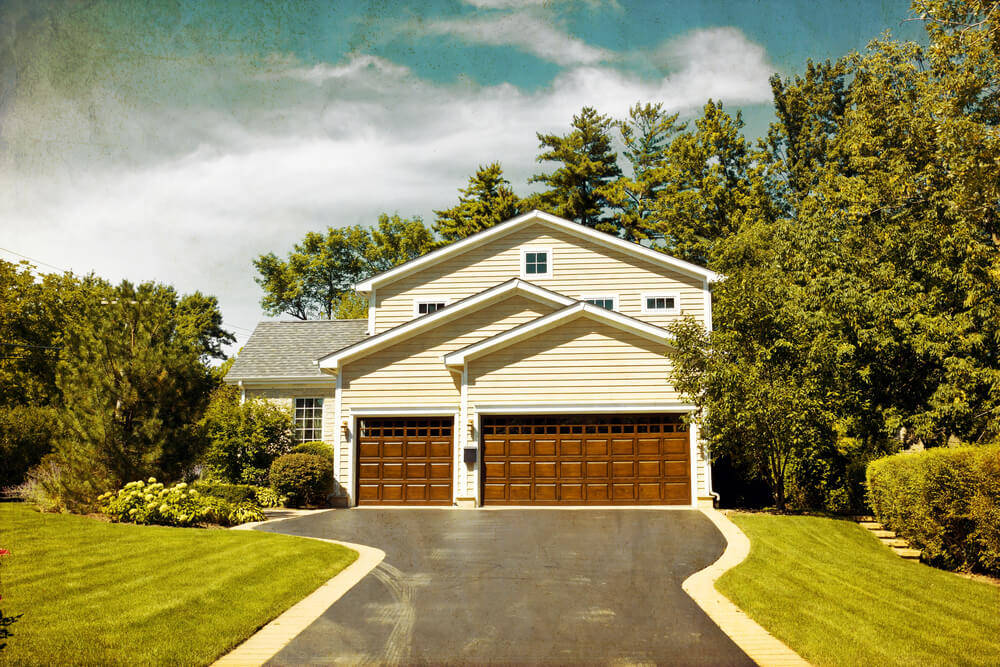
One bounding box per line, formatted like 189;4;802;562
253;486;286;508
99;478;265;527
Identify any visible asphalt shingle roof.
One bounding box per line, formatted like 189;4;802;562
225;320;368;381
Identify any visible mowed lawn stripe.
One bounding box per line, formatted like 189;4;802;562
0;503;357;666
716;513;1000;666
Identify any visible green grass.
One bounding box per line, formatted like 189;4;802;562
717;513;1000;666
0;503;356;665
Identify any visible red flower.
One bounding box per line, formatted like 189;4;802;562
0;549;9;556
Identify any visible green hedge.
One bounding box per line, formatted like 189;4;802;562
269;454;333;508
867;446;1000;576
193;481;257;505
291;441;334;458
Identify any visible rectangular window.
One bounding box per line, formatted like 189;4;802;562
416;301;445;315
582;295;617;310
520;247;553;279
294;398;324;442
641;292;680;314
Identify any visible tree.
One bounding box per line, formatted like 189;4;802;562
601;103;686;241
434;163;522;242
528;106;622;231
254;216;433;320
46;280;229;509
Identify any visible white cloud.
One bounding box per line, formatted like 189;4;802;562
424;13;613;66
0;29;775;353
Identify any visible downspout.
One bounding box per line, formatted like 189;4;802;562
238;380;245;404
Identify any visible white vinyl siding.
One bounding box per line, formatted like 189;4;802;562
374;221;705;333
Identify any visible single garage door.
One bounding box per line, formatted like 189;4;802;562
481;413;690;505
357;417;453;505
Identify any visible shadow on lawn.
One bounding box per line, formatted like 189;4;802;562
0;609;23;652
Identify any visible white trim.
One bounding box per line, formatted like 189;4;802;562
237;380;245;404
347;406;460;416
443;302;673;368
641;291;681;315
458;366;468;505
354;210;720;292
473;402;697;414
367;288;376;336
689;421;699;506
318;279;574;370
579;293;619;311
520;245;553;280
412;296;451;318
703;279;714;333
333;371;343;485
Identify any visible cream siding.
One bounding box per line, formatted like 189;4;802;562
374;221;706;333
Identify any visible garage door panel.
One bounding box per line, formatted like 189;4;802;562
358;417;453;506
482;414;690;506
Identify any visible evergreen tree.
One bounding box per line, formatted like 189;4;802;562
528;107;622;231
434;163;522;242
601;103;686;241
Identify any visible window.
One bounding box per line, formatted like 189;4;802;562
294;398;324;442
582;295;618;311
641;292;680;314
413;299;448;317
520;247;553;279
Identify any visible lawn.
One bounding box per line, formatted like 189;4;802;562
716;513;1000;666
0;503;357;665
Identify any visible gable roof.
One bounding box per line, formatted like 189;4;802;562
355;210;720;293
317;278;574;372
442;301;673;369
225;320;368;382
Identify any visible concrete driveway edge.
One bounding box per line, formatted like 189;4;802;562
214;519;386;667
682;509;811;667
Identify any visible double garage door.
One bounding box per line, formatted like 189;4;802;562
356;413;690;506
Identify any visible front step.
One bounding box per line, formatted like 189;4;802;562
872;529;897;539
880;537;909;548
859;521;884;530
893;547;921;560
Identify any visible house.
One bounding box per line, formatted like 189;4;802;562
226;210;720;508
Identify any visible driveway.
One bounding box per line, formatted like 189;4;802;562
258;509;752;665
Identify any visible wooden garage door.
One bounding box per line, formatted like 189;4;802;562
481;414;690;505
357;417;453;505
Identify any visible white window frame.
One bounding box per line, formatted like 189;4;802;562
580;294;619;311
641;291;681;315
520;246;553;280
293;397;324;443
412;297;451;318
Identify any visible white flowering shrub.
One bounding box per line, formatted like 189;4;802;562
99;478;265;527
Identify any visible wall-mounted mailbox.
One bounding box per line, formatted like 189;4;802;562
463;447;478;465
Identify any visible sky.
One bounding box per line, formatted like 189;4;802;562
0;0;925;355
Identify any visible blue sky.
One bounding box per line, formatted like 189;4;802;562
0;0;923;351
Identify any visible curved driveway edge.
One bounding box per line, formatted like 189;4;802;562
213;512;386;667
683;509;810;666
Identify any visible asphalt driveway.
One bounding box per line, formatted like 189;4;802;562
258;509;752;665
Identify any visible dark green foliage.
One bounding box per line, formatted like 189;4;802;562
867;446;1000;576
528;106;621;231
269;453;334;508
200;385;294;484
0;406;61;489
193;481;258;505
434;163;522;242
291;441;334;458
254;214;433;320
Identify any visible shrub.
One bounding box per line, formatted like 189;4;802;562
269;454;333;508
0;406;62;489
291;441;334;458
193;481;257;505
99;478;264;527
867;446;1000;576
253;486;286;508
201;386;294;484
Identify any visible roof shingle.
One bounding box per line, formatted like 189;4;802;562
225;320;368;381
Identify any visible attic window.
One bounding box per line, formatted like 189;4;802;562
521;247;552;279
582;295;617;311
414;300;447;316
641;292;680;314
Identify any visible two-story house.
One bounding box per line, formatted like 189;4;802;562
225;210;720;508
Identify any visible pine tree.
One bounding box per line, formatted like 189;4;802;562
528;107;621;231
434;163;522;243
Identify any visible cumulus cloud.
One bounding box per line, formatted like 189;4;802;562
0;28;775;351
424;13;613;66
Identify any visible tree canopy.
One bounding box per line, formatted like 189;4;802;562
434;162;522;243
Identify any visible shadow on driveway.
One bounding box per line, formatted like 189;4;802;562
258;509;753;665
